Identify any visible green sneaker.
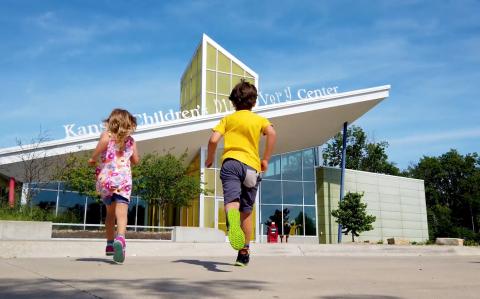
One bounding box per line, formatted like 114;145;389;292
227;209;245;250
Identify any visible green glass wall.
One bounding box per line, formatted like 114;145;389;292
204;41;256;115
180;45;202;113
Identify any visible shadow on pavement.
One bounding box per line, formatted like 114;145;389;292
0;278;268;299
75;257;116;265
320;296;403;299
172;259;233;272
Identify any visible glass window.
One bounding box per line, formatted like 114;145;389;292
260;180;281;204
260;205;282;234
215;147;223;169
136;198;148;226
304;182;316;205
264;155;281;180
232;75;244;88
217;72;231;95
34;182;60;190
30;189;57;212
217;51;231;73
127;197;137;226
204;196;215;228
244;77;255;85
57;191;86;222
206;43;216;70
206;70;216;93
232;61;243;75
206;93;217;115
303;148;315;181
85;197;103;224
283;205;304;235
215;170;223;196
282;151;302;180
191;55;198;76
283;181;303;205
203;169;216;196
304;206;317;236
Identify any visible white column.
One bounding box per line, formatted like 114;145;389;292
199;147;206;227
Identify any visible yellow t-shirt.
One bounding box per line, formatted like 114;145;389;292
213;110;272;172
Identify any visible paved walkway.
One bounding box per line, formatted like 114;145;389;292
1;241;480;298
1;254;480;299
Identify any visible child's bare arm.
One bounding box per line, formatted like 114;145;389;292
88;132;109;166
261;125;277;172
205;132;222;168
130;140;140;165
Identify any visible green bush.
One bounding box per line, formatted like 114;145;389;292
0;202;81;223
464;240;479;246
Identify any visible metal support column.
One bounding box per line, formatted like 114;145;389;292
337;122;348;243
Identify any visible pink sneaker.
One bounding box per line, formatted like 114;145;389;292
113;236;126;264
105;245;114;256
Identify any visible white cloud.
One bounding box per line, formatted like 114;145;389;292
389;128;480;146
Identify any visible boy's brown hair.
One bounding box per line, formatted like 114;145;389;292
229;79;257;110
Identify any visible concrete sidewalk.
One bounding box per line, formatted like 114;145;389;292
1;255;480;299
1;239;480;258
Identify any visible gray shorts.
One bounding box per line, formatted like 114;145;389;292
220;158;261;213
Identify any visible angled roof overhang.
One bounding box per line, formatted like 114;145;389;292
0;85;390;180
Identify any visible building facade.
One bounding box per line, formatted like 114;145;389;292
0;34;428;243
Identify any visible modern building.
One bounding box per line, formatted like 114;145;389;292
0;34;428;243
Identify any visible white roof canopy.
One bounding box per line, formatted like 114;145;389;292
0;85;390;180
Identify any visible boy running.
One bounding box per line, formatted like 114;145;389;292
205;79;276;266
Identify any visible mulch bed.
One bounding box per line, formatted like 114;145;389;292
52;230;171;240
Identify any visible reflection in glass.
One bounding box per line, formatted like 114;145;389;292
86;197;103;224
304;206;317;236
260;181;281;204
58;191;85;222
282;151;302;180
30;190;57;213
283;181;302;205
264;155;281;180
127;197;137;226
304;182;316;205
283;205;304;235
303;148;315;181
260;205;281;235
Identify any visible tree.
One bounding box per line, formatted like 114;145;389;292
322;125;400;175
331;192;376;242
54;153;98;199
13;129;55;204
405;149;480;240
135;152;203;224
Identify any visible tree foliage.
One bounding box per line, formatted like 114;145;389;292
405;149;480;241
55;151;202;219
331;192;376;242
54;153;98;198
322;125;400;175
134;152;202;216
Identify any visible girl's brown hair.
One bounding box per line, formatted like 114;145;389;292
104;109;137;150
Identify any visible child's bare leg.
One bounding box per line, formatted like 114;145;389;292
240;211;252;245
115;203;128;236
225;201;239;212
105;202;116;241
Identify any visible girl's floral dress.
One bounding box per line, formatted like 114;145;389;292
96;135;134;200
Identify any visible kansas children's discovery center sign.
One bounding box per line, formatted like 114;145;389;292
62;85;339;139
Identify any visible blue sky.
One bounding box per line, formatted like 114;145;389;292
0;0;479;169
